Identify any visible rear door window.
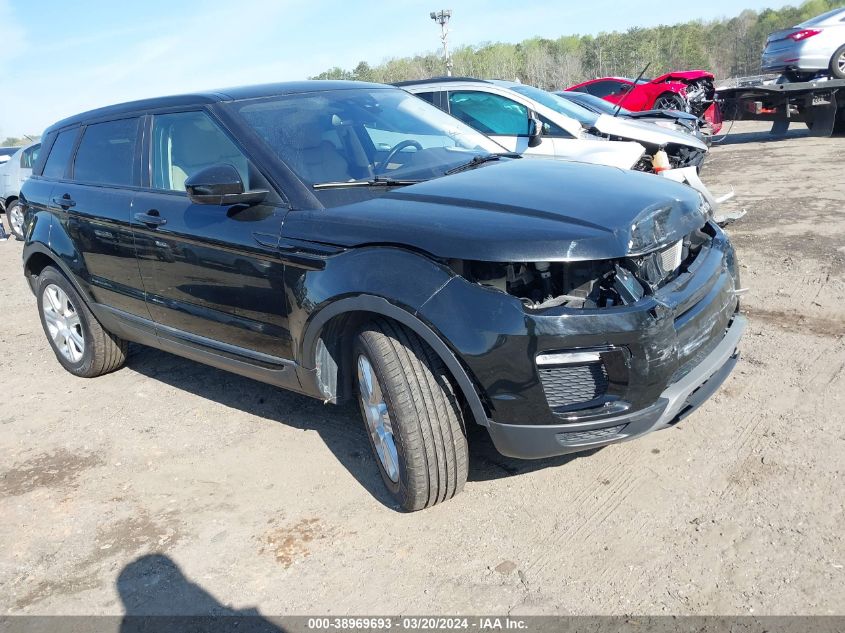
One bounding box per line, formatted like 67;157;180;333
42;129;78;180
73;118;140;186
447;91;529;136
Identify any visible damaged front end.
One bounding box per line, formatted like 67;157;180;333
453;219;715;312
423;219;744;459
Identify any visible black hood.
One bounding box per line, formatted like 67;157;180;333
283;159;706;262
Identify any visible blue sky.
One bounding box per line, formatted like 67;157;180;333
1;0;796;137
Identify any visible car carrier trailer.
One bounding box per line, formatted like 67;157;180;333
717;76;845;136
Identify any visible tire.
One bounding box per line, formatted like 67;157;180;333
354;318;468;511
36;266;128;377
830;44;845;80
654;92;686;112
5;199;25;240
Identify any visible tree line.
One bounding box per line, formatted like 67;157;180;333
312;0;843;89
1;136;40;147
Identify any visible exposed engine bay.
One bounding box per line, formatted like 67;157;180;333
630;142;706;172
679;77;716;117
454;224;715;310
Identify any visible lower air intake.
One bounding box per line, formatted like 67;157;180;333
539;362;609;410
556;424;627;445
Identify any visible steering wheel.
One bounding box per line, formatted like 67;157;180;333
375;140;423;174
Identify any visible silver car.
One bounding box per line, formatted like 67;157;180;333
762;7;845;79
0;142;40;239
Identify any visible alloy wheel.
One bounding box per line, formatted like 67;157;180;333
42;284;85;363
357;354;400;482
9;204;24;237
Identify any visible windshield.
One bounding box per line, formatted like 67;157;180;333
556;92;632;117
229;87;505;186
508;84;599;127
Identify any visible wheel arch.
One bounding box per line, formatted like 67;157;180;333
23;244;89;302
301;295;490;428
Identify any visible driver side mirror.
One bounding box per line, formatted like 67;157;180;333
185;164;268;206
528;113;543;148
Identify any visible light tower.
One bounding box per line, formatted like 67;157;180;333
430;9;453;77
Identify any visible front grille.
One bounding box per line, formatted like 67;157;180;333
539;362;609;411
556;424;626;445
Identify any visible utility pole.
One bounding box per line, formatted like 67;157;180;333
430;9;453;77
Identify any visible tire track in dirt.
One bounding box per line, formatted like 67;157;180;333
523;445;644;579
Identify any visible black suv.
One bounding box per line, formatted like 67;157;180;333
21;81;745;510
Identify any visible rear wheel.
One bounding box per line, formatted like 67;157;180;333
36;267;128;377
5;199;25;240
654;92;686;111
354;318;468;511
830;45;845;80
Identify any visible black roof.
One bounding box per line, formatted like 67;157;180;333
393;77;491;87
45;80;392;133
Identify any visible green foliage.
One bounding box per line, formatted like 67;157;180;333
310;0;844;88
1;136;39;147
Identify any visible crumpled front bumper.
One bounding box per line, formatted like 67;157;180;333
486;315;746;459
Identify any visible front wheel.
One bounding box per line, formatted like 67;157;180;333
5;199;26;240
354;318;468;511
654;92;686;111
36;267;128;377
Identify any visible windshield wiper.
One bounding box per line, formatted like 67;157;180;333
312;177;422;190
444;152;520;176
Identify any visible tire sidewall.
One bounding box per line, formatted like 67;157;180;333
656;92;685;111
831;46;845;80
353;337;409;503
37;268;96;375
6;200;25;240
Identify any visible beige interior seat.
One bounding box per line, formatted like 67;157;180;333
282;118;352;184
169;120;250;191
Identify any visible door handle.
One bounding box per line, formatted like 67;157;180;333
134;210;167;228
51;194;76;209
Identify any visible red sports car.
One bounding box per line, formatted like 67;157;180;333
566;71;720;130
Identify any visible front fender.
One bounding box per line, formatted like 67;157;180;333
292;246;456;364
292;246;491;427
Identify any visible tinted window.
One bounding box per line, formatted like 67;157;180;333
414;92;437;104
21;144;40;169
73;119;139;186
448;91;529;136
151;111;252;192
42;129;78;180
583;80;628;98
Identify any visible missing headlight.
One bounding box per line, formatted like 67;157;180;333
458;260;645;310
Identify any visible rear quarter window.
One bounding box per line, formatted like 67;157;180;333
42;129;79;180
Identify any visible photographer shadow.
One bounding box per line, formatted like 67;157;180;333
117;554;285;632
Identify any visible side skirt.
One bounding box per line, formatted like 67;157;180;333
94;304;314;397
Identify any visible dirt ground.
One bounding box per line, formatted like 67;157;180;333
0;120;843;617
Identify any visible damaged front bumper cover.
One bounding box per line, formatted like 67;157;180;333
486;315;747;460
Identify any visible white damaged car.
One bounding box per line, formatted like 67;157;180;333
397;77;737;223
